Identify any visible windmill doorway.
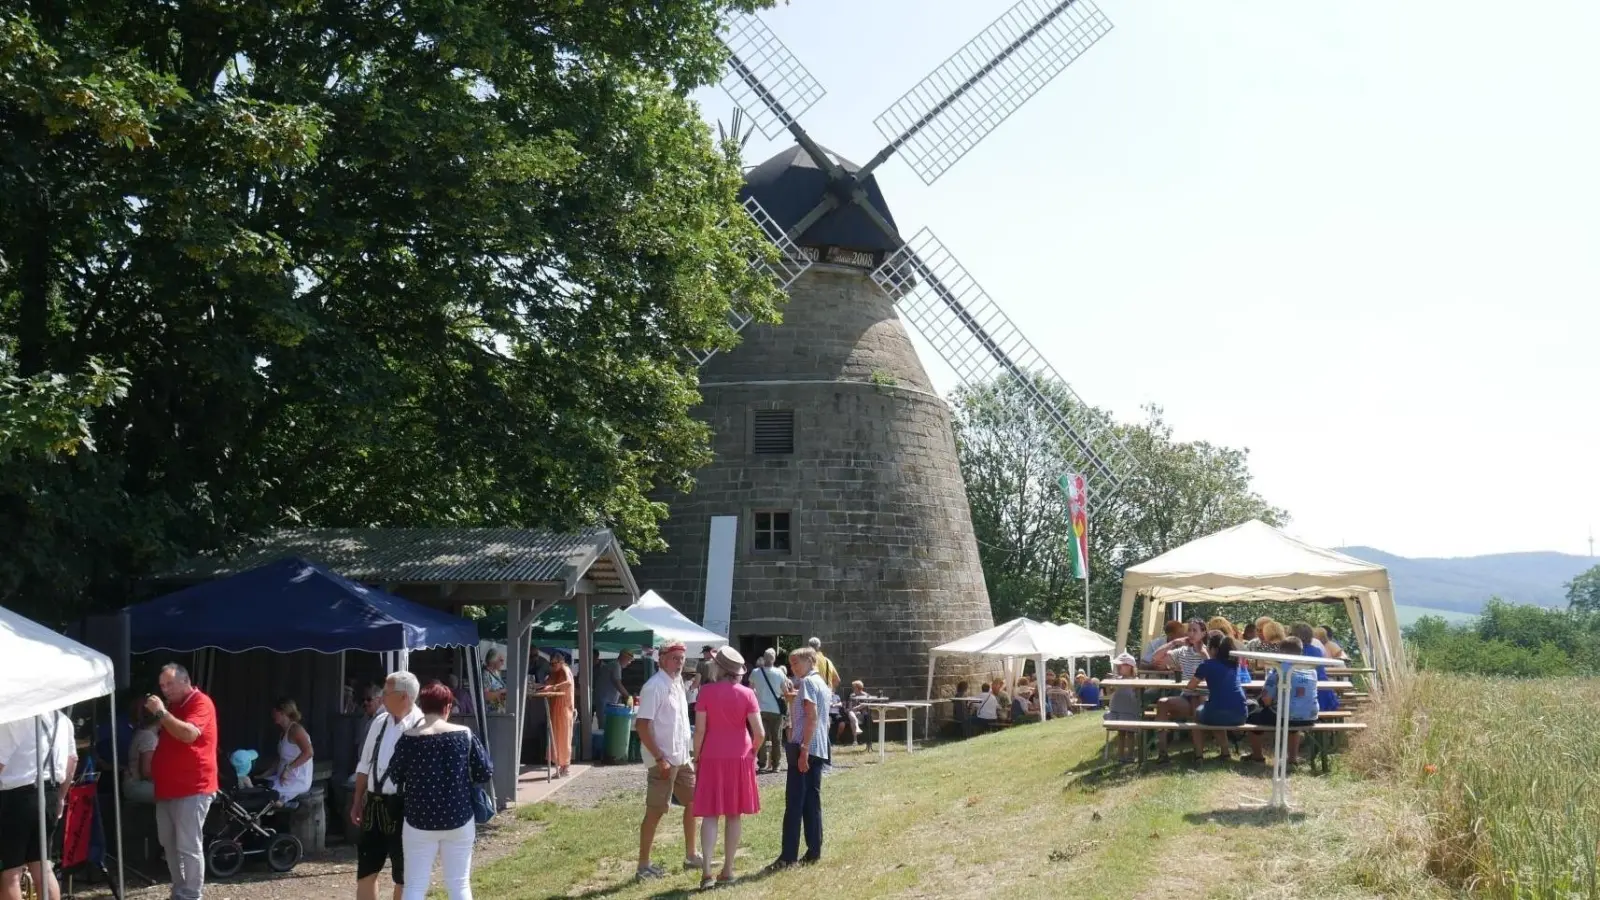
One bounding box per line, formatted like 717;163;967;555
738;633;804;667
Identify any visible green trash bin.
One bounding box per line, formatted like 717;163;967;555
603;703;634;763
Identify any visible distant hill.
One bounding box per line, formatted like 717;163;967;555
1336;546;1597;615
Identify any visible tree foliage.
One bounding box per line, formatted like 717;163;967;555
0;1;782;621
1565;565;1600;614
950;374;1289;643
1408;598;1600;677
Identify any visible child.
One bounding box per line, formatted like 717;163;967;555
1103;653;1141;762
1244;636;1320;764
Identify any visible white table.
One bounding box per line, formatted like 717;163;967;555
859;701;935;762
1231;650;1328;811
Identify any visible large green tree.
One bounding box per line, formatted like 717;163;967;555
1565;565;1600;614
950;375;1288;641
0;1;781;621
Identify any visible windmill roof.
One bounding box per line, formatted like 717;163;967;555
740;144;900;254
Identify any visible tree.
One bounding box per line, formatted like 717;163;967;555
0;1;782;621
0;356;127;457
950;374;1289;643
1565;565;1600;614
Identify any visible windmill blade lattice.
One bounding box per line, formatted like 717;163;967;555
689;196;813;367
870;228;1135;492
868;0;1112;185
718;10;828;141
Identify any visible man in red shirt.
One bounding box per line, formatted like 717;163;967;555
145;663;219;900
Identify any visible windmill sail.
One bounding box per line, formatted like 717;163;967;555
718;10;827;141
871;228;1136;492
864;0;1113;185
689;196;812;367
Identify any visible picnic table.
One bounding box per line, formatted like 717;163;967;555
857;700;934;762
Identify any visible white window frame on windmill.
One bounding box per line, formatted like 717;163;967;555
750;508;795;557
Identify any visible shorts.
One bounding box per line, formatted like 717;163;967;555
1194;703;1246;728
645;763;696;812
356;795;406;882
0;783;59;869
1246;707;1318;728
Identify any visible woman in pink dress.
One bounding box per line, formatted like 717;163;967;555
691;646;764;889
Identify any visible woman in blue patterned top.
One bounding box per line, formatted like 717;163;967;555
386;681;493;900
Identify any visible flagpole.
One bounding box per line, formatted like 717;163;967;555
1083;518;1091;630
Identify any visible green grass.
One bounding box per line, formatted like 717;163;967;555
466;714;1456;900
1348;672;1600;899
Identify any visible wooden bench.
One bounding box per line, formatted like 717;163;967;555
1103;720;1366;773
1140;709;1353;720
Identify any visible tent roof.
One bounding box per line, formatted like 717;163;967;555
1043;622;1117;657
1;605;115;721
162;527;639;599
931;617;1083;660
1123;520;1391;603
127;557;479;654
621;591;727;650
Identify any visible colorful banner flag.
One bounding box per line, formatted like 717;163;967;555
1059;473;1089;580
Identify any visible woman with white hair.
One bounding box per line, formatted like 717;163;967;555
480;648;508;714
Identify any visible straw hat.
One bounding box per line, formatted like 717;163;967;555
712;645;745;678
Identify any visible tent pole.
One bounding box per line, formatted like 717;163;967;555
109;695;125;898
924;654;936;702
35;716;48;900
1037;655;1047;721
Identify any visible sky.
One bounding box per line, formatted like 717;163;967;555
691;0;1600;560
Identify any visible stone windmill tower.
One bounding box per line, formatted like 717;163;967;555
634;0;1137;699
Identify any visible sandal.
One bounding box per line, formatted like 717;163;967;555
700;876;717;890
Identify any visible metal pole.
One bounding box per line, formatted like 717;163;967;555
109;696;125;898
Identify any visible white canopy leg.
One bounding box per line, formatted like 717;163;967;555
1037;654;1047;721
924;654;936;702
1115;585;1138;655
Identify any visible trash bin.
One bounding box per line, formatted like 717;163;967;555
603;703;635;763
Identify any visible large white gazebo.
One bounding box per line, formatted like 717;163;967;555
1114;520;1405;681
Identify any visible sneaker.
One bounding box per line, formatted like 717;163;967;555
635;864;666;880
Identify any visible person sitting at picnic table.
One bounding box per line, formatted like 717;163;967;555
973;683;1001;730
989;679;1011;718
1243;636;1320;764
1246;619;1286;672
1104;653;1142;762
1074;672;1101;708
1292;623;1340;712
1143;620;1186;665
481;648;509;714
1207;616;1252;684
1046;676;1074;718
1181;630;1249;761
1151;618;1209;758
1314;627;1347;662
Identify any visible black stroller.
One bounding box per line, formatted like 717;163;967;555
203;765;304;878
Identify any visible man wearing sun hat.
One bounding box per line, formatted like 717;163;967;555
635;641;701;880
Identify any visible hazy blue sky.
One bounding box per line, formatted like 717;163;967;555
693;0;1600;560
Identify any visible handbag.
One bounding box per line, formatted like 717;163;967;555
472;784;496;824
761;668;787;717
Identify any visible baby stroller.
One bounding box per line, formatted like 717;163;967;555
204;762;304;878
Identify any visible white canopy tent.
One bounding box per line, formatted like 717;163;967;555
0;604;124;897
620;591;728;649
1043;622;1117;676
1114;520;1405;682
925;617;1114;720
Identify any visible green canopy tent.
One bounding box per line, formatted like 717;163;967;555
478;603;653;653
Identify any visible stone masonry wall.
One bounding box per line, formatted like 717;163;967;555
632;265;995;703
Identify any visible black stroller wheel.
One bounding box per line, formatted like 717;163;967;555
266;833;303;872
205;839;244;878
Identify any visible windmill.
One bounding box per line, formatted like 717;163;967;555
635;0;1133;698
712;0;1136;492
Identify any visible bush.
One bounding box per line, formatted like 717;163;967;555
1407;599;1600;677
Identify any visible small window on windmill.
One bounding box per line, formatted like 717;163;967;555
752;511;792;554
751;409;795;455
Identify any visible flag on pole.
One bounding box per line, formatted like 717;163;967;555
1059;473;1089;580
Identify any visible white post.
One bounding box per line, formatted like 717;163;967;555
1037;654;1047;721
35;716;47;897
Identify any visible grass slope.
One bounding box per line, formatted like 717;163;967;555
470;716;1448;900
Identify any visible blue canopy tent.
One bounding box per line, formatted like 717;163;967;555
126;558;491;803
127;557;478;655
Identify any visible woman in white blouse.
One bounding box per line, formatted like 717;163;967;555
122;707;161;803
